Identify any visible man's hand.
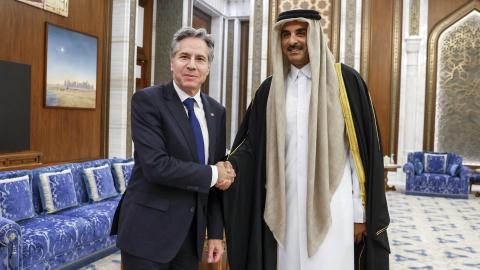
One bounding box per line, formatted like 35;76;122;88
354;223;367;243
207;239;224;263
215;161;236;190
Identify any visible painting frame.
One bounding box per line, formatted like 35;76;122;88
17;0;44;9
44;23;98;109
44;0;69;17
16;0;68;17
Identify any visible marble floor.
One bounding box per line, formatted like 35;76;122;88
80;183;480;270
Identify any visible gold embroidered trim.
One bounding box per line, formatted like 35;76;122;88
376;226;388;236
227;137;247;159
358;239;365;270
334;63;366;207
366;91;382;151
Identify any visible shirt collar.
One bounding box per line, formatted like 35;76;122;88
173;80;203;108
288;63;312;81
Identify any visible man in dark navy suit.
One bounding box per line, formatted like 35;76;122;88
112;27;235;270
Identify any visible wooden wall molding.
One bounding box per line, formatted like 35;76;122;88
389;0;402;157
331;0;341;60
360;0;371;82
367;0;395;155
0;151;42;170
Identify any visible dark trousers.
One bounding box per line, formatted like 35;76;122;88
121;221;199;270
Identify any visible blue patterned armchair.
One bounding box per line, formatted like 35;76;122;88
403;152;470;199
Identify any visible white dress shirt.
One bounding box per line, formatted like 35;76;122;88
173;81;218;187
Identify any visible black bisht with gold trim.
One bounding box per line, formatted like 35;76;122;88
223;64;390;270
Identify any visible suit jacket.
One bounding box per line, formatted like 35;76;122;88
112;81;226;263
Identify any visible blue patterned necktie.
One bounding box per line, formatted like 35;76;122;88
183;98;205;165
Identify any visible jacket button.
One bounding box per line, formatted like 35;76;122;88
190;207;195;213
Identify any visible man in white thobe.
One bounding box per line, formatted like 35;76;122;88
280;63;365;269
223;9;390;270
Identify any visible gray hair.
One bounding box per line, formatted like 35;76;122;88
170;27;214;63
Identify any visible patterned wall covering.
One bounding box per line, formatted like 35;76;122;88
409;0;420;35
277;0;332;44
343;0;357;67
434;10;480;163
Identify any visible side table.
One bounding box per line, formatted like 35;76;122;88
384;164;401;191
473;168;480;197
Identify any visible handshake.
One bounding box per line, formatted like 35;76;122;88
215;161;236;190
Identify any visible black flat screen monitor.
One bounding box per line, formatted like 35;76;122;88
0;60;31;153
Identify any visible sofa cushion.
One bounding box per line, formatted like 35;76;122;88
19;215;95;268
83;164;118;202
424;173;448;193
414;159;423;174
446;153;462;176
60;197;120;239
0;175;35;222
31;164;85;213
39;169;78;213
448;164;459;176
424;153;447;174
112;161;134;193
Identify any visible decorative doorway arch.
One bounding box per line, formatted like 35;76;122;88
425;0;480;163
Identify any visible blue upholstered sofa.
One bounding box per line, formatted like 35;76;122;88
0;158;133;270
403;152;470;199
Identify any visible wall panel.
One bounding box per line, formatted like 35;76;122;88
367;0;395;154
424;0;480;156
423;0;472;149
0;0;110;164
428;0;470;33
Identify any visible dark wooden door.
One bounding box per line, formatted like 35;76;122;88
136;0;153;91
192;7;212;95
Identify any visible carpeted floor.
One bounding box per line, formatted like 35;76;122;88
387;187;480;269
81;186;480;270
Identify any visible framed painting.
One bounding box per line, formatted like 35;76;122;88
44;0;69;17
17;0;44;9
45;23;98;109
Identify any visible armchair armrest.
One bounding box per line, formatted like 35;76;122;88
459;165;472;180
0;217;21;270
403;162;415;176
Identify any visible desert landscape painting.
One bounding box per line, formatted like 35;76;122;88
45;24;97;109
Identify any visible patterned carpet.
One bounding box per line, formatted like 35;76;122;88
388;186;480;270
79;251;120;270
81;186;480;270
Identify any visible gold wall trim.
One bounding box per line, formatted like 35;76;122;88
409;0;420;35
389;0;403;157
331;0;341;61
425;0;480;149
102;0;113;157
268;0;277;76
344;0;357;66
126;0;137;157
360;0;371;82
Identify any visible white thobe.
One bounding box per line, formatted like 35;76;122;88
278;64;365;270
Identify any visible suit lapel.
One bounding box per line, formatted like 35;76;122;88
163;82;198;161
201;93;216;164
